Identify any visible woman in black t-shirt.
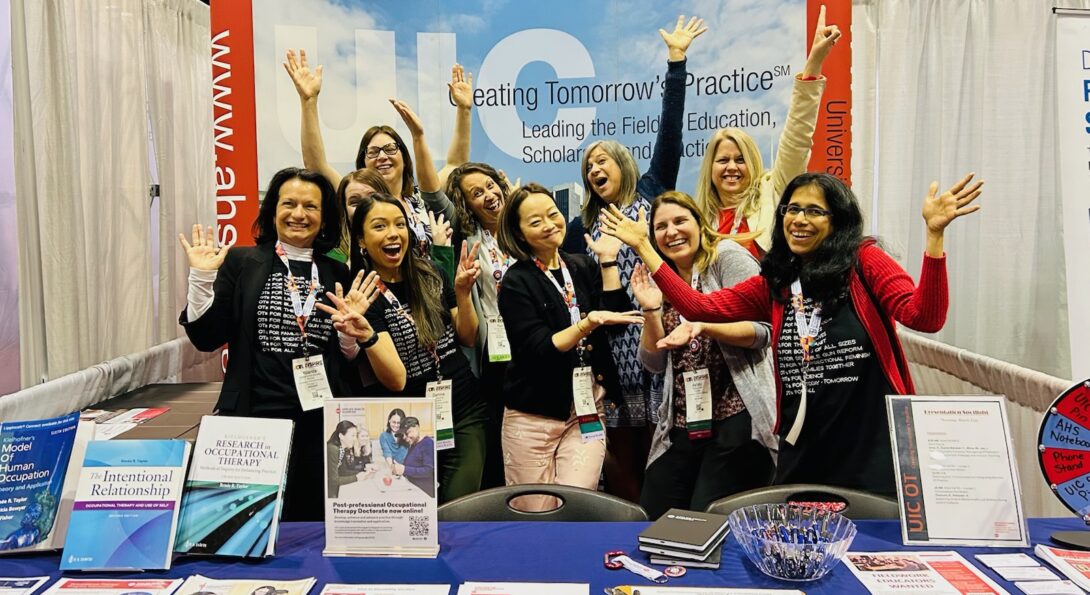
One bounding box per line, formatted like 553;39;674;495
321;193;487;503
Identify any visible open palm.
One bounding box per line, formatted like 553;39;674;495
178;224;230;270
283;49;322;100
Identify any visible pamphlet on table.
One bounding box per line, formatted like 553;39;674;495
1034;544;1090;591
323;398;438;558
175;415;292;557
605;588;805;595
105;408;170;425
456;584;586;595
1012;580;1083;594
60;439;190;570
0;578;49;595
40;579;183;595
887;395;1028;546
174;575;316;595
845;550;1009;594
0;412;93;554
319;585;450;595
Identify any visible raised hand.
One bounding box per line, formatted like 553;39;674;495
316;281;376;340
389;98;424;138
283;49;323;101
803;5;842;77
631;263;663;310
922;172;983;234
448;64;474;110
342;270;381;316
455;241;482;295
585;230;623;262
657;320;703;350
178;224;231;271
599;205;649;249
428;211;453;248
587;310;646;327
659;15;707;62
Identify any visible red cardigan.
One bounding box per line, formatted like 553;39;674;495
651;242;948;433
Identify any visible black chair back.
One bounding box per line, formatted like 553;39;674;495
438;483;649;522
705;484;900;520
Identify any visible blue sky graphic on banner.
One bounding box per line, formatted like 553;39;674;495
253;0;808;208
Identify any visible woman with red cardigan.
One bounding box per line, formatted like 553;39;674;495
601;172;982;496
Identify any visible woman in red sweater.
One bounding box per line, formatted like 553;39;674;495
601;172;982;496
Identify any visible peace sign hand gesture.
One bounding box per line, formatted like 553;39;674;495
455;241;482;296
283;49;323;101
659;15;708;62
178;224;231;271
922;172;983;234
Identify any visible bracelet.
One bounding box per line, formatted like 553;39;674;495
600;261;618;269
641;306;662;313
357;333;379;350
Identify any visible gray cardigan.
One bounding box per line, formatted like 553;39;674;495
641;240;778;467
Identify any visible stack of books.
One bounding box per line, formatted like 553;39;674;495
637;508;729;569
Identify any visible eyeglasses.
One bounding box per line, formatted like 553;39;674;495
779;204;832;220
365;143;399;159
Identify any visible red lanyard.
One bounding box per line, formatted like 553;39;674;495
274;241;320;343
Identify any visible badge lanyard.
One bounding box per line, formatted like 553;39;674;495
728;205;746;235
784;279;823;446
276;241;331;411
480;228;514;294
675;269;711;440
481;229;515;363
534;256;604;442
274;241;321;353
676;269;702;351
377;277;454;449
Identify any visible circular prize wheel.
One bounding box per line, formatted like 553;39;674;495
1038;379;1090;548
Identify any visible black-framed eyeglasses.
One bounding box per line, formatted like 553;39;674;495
365;143;399;159
779;204;832;220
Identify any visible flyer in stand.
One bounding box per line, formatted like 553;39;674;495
0;578;49;595
887;395;1028;546
320;585;450;595
457;584;587;595
174;575;316;595
845;551;1009;594
323;398;438;558
40;579;184;595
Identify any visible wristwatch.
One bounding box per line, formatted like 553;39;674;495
358;333;379;350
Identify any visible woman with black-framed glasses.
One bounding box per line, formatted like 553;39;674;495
600;172;983;496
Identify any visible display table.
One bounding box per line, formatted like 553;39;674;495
3;519;1087;592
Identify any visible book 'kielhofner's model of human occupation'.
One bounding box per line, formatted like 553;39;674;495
0;412;94;555
174;415;293;558
60;439;191;570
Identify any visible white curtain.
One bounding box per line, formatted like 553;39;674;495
851;0;1087;380
144;0;215;344
12;0;212;388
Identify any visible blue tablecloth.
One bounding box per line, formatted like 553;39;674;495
2;519;1087;593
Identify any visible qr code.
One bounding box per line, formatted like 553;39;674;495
409;515;430;538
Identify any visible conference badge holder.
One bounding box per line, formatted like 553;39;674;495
292;354;332;411
428;379;455;450
603;551;670;583
487;315;512;363
573;367;605;443
683;368;713;440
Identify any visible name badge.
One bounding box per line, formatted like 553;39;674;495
428;379;455;451
573;366;604;443
292;355;332;411
487;315;512;363
683;368;713;440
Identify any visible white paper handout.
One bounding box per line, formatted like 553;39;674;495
887;395;1028;547
975;553;1040;568
845;551;1009;594
0;578;49;595
174;575;316;595
457;584;587;595
320;586;450;595
1013;581;1083;595
605;588;805;595
41;579;184;595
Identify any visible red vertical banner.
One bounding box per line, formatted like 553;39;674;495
806;0;852;184
211;0;259;246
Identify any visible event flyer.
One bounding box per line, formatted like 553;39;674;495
1034;544;1090;591
40;579;184;595
0;578;49;595
457;584;587;595
845;551;1009;594
175;415;293;557
320;586;450;595
174;575;316;595
0;413;93;554
887;395;1027;546
323;398;438;557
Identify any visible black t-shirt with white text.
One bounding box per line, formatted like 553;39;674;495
251;258;335;414
774;296;896;496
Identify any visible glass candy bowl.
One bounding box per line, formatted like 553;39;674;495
728;503;857;581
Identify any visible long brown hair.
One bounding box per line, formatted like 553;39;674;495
445;162;510;238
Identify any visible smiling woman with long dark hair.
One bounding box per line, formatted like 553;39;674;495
600;172;983;496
